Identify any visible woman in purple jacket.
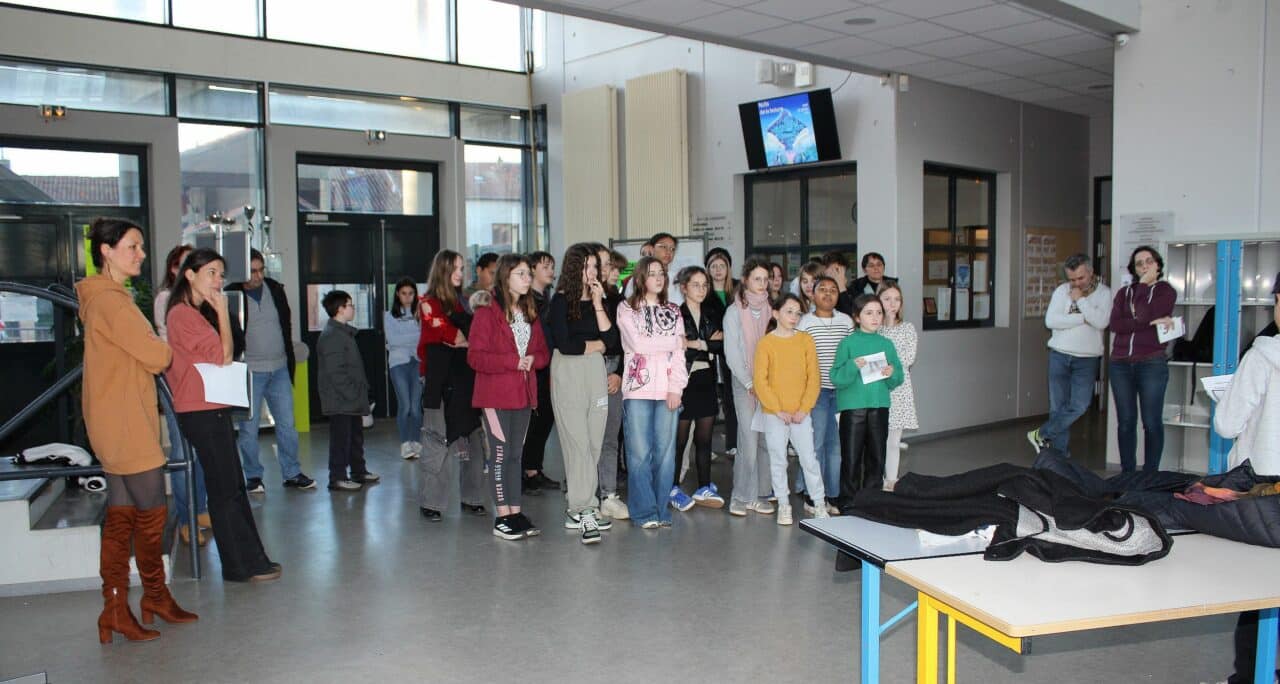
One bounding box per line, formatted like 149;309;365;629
1109;245;1177;472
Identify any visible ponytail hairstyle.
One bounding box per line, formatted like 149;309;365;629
88;217;144;272
494;254;539;323
626;255;668;310
426;250;462;314
876;281;907;327
737;257;771;307
167;247;225;331
765;292;805;333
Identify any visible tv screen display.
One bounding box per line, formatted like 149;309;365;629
739;88;841;170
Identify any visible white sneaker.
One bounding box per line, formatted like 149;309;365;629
777;504;794;526
579;509;602;545
812;503;830;519
600;493;630;520
827;502;841;516
728;500;748;517
409;441;422;459
400;442;414;459
748;499;776;515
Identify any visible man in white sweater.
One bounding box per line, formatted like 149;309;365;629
1029;254;1112;455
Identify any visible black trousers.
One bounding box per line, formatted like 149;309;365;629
838;407;889;507
522;371;554;473
718;374;738;452
1229;610;1280;684
176;409;274;582
328;414;368;483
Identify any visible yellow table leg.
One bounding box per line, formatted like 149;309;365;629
917;593;940;684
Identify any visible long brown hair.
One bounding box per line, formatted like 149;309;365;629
167;248;225;331
876;281;908;327
797;260;824;312
737;257;771;307
626;256;669;310
555;243;595;321
494;254;539;323
426;250;462;313
161;243;193;289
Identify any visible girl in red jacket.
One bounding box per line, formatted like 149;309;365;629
469;255;551;540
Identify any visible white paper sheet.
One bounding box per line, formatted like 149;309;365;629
955;289;970;321
937;287;951;321
973;293;990;320
1200;374;1233;403
859;351;888;384
1156;316;1186;343
194;362;250;407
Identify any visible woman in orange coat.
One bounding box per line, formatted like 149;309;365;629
77;218;196;644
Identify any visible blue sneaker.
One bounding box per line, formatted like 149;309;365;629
669;486;695;512
692;484;725;509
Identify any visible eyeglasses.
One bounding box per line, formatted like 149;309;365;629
1134;257;1156;266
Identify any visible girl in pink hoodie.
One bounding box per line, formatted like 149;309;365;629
617;256;689;529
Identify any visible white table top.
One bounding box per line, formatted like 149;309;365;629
886;533;1280;637
800;515;990;567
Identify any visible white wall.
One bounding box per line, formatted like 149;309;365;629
895;79;1089;434
1112;0;1277;239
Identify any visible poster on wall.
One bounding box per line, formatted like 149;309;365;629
691;213;733;258
1113;212;1174;287
1023;233;1059;318
937;287;952;321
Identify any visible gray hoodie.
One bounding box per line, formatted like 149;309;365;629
1214;335;1280;475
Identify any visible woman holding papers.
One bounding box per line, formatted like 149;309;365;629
1109;245;1177;473
166;248;280;584
78;218;196;643
830;294;903;513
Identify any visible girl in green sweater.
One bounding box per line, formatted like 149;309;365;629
830;294;903;512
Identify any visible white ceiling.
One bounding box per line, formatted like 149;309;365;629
528;0;1114;117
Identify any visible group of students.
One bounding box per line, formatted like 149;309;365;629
383;234;920;544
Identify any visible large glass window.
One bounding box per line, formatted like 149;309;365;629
0;146;142;206
0;60;167;116
457;0;525;72
745;165;857;277
922;164;996;330
297;162;434;215
5;0;163;23
176;78;260;123
179;124;264;234
266;0;450;62
460;106;525;145
269;86;451;137
171;0;260;35
464;144;523;257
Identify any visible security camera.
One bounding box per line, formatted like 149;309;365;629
1115;33;1130;47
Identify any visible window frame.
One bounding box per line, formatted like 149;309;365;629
744;162;857;278
922;162;997;331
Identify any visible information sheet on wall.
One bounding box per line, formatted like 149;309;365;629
691;213;733;259
1113;212;1174;287
1024;233;1059;317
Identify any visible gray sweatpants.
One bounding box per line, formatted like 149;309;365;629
599;386;622;497
419;408;487;512
730;381;769;504
550;351;608;515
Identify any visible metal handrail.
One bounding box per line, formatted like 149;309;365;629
0;281;200;579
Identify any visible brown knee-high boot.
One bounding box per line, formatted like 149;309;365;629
135;506;198;625
98;506;159;643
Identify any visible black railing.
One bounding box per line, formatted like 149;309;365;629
0;282;201;579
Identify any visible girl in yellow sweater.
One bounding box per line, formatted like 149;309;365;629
753;293;829;525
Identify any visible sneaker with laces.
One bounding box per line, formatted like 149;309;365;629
728;499;748;517
668;486;695;512
283;473;316;490
493;515;523;540
533;472;559;490
811;500;830;519
515;512;540;537
640;520;661;529
599;493;630;520
400;442;415;459
749;499;776;515
1027;429;1047;454
245;478;265;494
692;484;724;508
564;510;611;530
802;496;819;517
579;509;602;544
777;504;794;526
826;498;841;516
328;479;361;491
354;471;380;483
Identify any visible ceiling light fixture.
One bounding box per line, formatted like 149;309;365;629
843;17;876;26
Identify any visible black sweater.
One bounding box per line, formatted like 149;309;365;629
547;293;620;356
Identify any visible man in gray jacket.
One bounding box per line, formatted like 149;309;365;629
317;290;379;491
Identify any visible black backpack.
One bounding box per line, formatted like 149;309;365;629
1172;306;1215;363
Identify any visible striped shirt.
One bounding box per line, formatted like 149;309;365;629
798;311;854;389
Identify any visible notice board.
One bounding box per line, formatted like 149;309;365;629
1023;227;1086;318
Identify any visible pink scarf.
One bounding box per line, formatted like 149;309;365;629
738;290;771;371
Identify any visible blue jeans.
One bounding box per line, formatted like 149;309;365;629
795;388;841;499
1038;350;1100;454
623;398;678;526
164;408;207;520
236;366;302;481
388;361;423;443
1110;357;1169;473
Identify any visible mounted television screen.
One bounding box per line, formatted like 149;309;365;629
739;88;841;170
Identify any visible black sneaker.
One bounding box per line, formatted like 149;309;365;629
493;515;522;540
328;479;361;491
523;473;543;496
353;471;380;483
515;512;540;537
420;507;442;522
533;472;559;489
245;478;265;494
461;502;487;516
283;473;316;490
